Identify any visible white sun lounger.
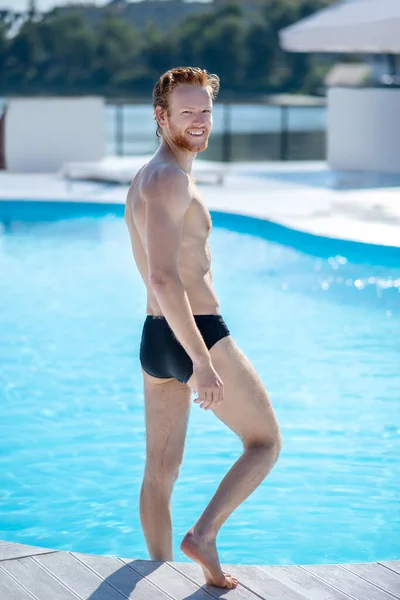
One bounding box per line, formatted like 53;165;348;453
61;155;227;185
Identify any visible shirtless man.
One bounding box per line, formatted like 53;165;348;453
124;66;282;589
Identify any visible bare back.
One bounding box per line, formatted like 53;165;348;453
124;161;220;316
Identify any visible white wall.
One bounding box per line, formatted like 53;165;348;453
327;87;400;173
5;97;105;172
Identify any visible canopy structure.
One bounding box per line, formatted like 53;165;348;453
280;1;400;174
279;0;400;58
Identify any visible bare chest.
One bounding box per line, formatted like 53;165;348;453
182;194;212;245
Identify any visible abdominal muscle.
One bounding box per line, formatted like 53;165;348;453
125;204;220;318
145;263;220;317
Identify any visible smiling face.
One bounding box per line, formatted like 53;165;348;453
157;84;213;153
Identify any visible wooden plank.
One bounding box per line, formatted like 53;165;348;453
0;542;56;561
260;565;352;600
0;564;38;600
73;551;171;599
168;561;262;599
121;558;212;599
2;556;79;600
302;564;396;600
219;564;309;600
34;551;128;600
342;563;400;598
379;562;400;576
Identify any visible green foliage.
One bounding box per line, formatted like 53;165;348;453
0;22;10;84
0;0;337;96
37;13;96;89
142;22;180;79
93;12;140;90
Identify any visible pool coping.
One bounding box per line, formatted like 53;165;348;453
0;539;399;600
2;196;400;268
1;164;400;251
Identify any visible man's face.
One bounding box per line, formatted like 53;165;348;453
161;84;213;153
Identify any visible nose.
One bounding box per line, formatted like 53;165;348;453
192;113;208;127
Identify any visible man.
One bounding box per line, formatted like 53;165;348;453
124;66;282;590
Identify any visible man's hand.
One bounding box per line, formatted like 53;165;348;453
192;359;224;410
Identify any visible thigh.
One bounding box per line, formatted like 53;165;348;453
142;370;193;477
188;337;280;448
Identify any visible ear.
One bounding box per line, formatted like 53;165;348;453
155;106;168;129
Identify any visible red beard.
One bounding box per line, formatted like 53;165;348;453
169;121;209;153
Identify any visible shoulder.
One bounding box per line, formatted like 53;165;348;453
141;163;191;203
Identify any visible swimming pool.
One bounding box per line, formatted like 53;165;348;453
1;201;399;566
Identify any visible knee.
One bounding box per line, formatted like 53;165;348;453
144;457;181;490
245;431;283;463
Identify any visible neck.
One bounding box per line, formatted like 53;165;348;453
157;139;196;175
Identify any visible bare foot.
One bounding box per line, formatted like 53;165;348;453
180;530;238;589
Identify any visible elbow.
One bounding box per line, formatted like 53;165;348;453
149;269;180;289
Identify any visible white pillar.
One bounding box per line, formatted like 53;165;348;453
4;96;106;172
327;87;400;173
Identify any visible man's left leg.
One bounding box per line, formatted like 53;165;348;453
182;335;282;587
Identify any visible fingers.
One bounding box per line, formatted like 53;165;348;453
211;382;224;408
194;385;224;410
207;387;224;410
194;390;212;410
202;391;213;411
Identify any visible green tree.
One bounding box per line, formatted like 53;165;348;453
0;21;10;87
243;21;275;93
176;2;247;92
176;8;218;67
0;0;338;96
261;0;336;92
37;12;95;91
142;22;179;80
200;14;248;92
93;12;140;91
5;19;44;89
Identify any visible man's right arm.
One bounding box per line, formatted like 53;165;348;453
143;165;211;368
142;165;223;409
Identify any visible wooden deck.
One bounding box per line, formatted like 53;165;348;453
0;540;399;600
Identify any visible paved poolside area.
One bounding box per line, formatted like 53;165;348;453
1;160;400;247
1;540;400;600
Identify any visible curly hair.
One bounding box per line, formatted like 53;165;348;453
152;66;220;138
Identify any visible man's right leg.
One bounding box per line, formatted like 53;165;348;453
140;370;192;561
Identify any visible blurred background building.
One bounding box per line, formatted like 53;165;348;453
0;0;398;168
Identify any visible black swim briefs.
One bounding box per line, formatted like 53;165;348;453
140;314;230;384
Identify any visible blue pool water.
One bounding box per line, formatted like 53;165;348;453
0;201;399;566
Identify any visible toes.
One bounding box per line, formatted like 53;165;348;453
225;576;238;589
